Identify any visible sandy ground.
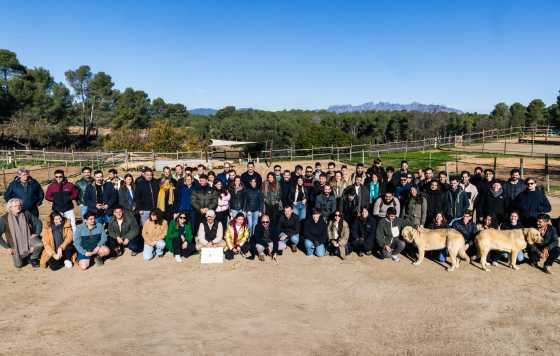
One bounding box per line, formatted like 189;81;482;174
1;160;560;355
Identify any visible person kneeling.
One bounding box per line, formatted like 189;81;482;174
303;209;328;257
196;210;225;250
40;211;75;270
254;214;284;261
142;209;168;260
74;212;110;270
376;207;406;262
224;212;250;260
165;213;195;263
350;208;377;257
328;211;349;259
107;206;141;257
528;214;559;274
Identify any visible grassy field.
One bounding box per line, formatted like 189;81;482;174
345;150;455;170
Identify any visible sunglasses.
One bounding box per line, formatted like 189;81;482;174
178;216;187;220
334;214;341;217
262;221;270;224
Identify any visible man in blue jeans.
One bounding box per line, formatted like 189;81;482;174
278;205;300;253
303;208;327;257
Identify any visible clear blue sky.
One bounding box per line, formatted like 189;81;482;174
2;0;559;113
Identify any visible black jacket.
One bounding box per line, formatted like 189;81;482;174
280;180;293;207
253;224;280;253
118;185;135;212
244;187;263;212
351;215;377;242
229;186;246;211
278;213;300;237
134;179;159;211
478;190;507;223
240;171;263;190
303;217;327;246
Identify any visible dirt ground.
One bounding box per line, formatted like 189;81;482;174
1;160;560;355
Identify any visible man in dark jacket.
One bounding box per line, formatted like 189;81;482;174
240;162;262;190
376;207;406;262
314;184;336;222
107;206;141;257
527;214;559;274
451;210;477;254
503;169;527;212
4;168;44;217
74;166;93;219
134;168;159;226
445;177;470;223
174;175;199;230
366;159;388;184
513;178;551;226
84;170;118;225
254;214;283;261
45;169;79;231
302;208;328;257
278;205;300;252
342;175;370;223
280;170;293;207
216;162;231;186
191;174;219;235
351;207;377;256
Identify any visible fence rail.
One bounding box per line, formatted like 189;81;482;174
0;126;557;168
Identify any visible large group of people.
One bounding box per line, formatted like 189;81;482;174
0;159;558;273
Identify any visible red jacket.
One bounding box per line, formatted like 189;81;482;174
45;179;79;213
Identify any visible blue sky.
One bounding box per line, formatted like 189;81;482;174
2;0;559;113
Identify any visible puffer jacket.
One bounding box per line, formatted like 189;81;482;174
244;187;263;212
4;177;44;213
402;195;427;227
225;221;250;250
191;185;219;212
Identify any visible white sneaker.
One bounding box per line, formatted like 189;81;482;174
175;255;183;263
391;255;400;262
64;260;73;269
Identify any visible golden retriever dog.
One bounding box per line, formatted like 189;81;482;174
402;226;469;271
475;228;542;271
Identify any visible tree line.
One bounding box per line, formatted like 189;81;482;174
1;48;559;151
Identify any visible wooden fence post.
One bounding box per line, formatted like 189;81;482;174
481;129;485;153
2;168;6;191
349;144;353;162
43;148;47;165
493;156;497;173
520;158;524;179
455;150;459;174
503;134;507;155
336;147;340;162
545;153;550;193
124;149;129;171
444;162;449;177
71;149;75;164
13;148;17;166
531;127;535;157
429;151;432;168
361;149;365;164
311;146;314;161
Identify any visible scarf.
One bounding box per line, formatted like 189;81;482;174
230;221;246;246
52;223;64;250
157;182;175;211
8;212;32;259
491;188;503;198
369;182;380;203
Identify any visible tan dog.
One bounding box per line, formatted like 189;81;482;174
402;226;469;271
475;228;542;271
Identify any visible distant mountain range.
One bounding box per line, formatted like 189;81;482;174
190;102;462;116
189;108;217;116
327;101;463;114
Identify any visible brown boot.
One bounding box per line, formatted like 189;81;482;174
258;254;265;262
290;245;297;253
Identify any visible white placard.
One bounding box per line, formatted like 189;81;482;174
200;247;224;264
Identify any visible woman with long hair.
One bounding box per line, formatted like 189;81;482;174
118;173;136;214
157;177;176;222
164;212;195;263
402;186;427;228
262;172;282;227
229;176;245;220
40;211;74;270
327;210;349;259
289;176;307;221
142;209;168;261
215;180;231;229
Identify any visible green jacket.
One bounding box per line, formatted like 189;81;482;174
107;214;139;241
164;219;193;251
376;217;406;248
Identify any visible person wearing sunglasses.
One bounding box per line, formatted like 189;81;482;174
254;214;284;261
513;178;551;227
45;169;79;232
164;212;195;263
328;211;349;259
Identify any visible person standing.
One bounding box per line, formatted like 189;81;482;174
513;178;551;227
342;175;370;223
314;184;336;222
157;177;176;222
191;174;219;235
4;168;44;217
214;180;231;229
228;176;245;220
372;192;401;220
331;171;349;211
445;177;470;223
84;170;118;225
240;161;263;190
401;186;427;228
424;180;447;224
118;174;136;215
134;167;160;226
262;172;283;227
503;169;527;211
216;162;232;186
39;211;74;270
289;176;307;221
0;198;43;268
244;178;263;236
460;171;478;212
74;166;93;219
45;169;79;232
477;181;507;225
174;174;198;232
106;168;123;190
